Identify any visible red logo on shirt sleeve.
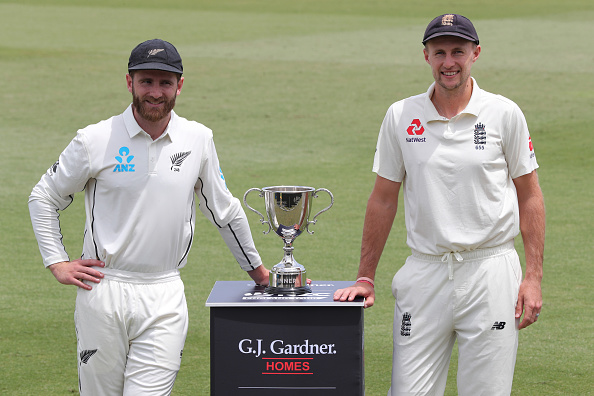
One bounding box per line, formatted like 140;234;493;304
528;136;534;151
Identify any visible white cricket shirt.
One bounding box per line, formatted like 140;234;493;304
373;78;538;255
29;105;262;273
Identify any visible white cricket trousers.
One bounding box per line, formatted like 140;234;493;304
388;241;522;396
75;268;188;396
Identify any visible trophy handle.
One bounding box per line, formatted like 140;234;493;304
243;188;272;234
306;188;334;234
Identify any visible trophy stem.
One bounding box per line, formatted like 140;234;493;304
281;242;295;266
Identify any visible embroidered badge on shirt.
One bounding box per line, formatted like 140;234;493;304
170;151;191;172
114;146;135;172
474;122;487;150
406;119;427;143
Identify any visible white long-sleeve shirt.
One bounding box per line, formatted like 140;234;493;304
29;105;262;273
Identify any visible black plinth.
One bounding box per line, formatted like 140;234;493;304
206;281;365;395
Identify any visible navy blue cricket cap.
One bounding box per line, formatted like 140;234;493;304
128;39;183;74
422;14;479;45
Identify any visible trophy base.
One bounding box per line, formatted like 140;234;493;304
266;262;310;295
265;285;312;295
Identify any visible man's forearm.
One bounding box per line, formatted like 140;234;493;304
515;171;545;281
521;196;545;281
357;178;400;279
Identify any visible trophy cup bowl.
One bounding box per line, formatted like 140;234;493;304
243;186;333;295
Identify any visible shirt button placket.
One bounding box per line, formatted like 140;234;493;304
148;140;157;174
444;119;455;139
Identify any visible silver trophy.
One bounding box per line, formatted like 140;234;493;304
243;186;333;295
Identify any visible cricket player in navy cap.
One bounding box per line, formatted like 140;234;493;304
29;39;270;395
335;15;545;395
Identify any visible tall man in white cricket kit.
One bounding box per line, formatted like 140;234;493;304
334;14;545;395
29;39;269;395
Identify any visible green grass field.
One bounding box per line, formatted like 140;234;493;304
1;0;593;394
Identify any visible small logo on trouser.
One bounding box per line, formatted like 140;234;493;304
401;312;412;336
491;321;506;330
80;349;98;365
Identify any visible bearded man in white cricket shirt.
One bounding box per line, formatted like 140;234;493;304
29;39;269;395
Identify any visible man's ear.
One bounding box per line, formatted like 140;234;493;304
176;76;184;96
126;73;133;93
473;45;482;63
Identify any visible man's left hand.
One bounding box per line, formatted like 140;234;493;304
515;277;542;329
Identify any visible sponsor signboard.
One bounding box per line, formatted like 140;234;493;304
206;281;364;395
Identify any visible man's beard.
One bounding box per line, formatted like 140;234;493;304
434;67;472;94
132;89;177;123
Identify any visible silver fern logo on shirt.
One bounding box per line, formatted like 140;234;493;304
170;151;191;172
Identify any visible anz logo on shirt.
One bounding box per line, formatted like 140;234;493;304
114;146;135;172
